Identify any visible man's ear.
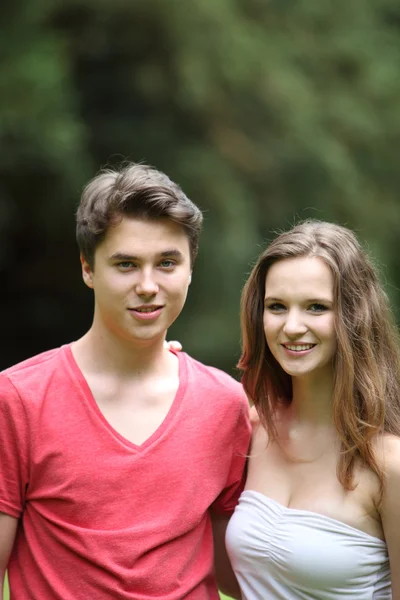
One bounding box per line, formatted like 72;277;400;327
188;272;192;285
80;254;94;289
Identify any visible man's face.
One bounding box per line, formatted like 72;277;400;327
81;216;192;345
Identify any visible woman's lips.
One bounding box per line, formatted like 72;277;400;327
281;343;316;356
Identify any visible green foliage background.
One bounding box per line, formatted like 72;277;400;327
1;0;400;374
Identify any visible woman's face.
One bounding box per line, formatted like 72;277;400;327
263;256;336;381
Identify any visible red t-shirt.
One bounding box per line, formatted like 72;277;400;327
0;346;251;599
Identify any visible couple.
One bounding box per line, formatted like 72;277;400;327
1;162;399;599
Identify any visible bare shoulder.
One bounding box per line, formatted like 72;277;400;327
383;432;400;454
382;434;400;482
372;433;400;471
372;433;400;512
249;404;268;440
248;404;270;455
249;404;260;427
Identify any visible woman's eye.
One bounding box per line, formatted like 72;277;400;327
266;303;285;312
309;303;328;313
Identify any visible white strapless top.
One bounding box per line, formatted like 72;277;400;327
226;490;391;599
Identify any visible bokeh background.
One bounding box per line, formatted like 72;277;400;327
2;0;400;376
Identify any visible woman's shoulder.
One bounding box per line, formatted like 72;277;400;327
249;404;260;427
372;432;400;466
371;434;400;505
248;405;272;455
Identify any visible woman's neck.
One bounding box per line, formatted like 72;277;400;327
289;370;334;425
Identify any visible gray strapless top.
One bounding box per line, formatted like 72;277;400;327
226;490;391;599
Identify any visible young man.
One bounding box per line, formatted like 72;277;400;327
0;163;251;600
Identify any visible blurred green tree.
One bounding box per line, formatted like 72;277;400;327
1;0;400;372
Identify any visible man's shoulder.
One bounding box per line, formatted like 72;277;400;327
182;352;245;399
181;353;250;438
1;345;68;393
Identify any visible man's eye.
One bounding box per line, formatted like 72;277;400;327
160;260;175;268
118;262;135;269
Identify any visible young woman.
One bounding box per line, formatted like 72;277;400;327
226;220;400;599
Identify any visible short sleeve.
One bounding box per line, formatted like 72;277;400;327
0;374;30;517
211;393;251;514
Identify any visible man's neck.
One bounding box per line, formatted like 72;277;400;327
72;326;174;380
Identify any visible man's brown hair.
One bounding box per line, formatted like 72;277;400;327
76;162;203;268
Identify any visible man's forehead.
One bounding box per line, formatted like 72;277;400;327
98;217;190;257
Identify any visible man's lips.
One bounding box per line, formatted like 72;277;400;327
128;305;164;320
130;305;163;313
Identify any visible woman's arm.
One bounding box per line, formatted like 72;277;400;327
380;435;400;599
211;512;241;599
0;512;18;600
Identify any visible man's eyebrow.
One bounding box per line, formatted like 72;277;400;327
160;250;184;259
109;250;185;261
109;253;138;261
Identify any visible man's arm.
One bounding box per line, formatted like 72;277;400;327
211;512;241;600
0;512;18;600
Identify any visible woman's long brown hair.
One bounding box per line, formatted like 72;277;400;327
239;220;400;493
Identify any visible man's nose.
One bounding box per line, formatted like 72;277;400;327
135;269;159;297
